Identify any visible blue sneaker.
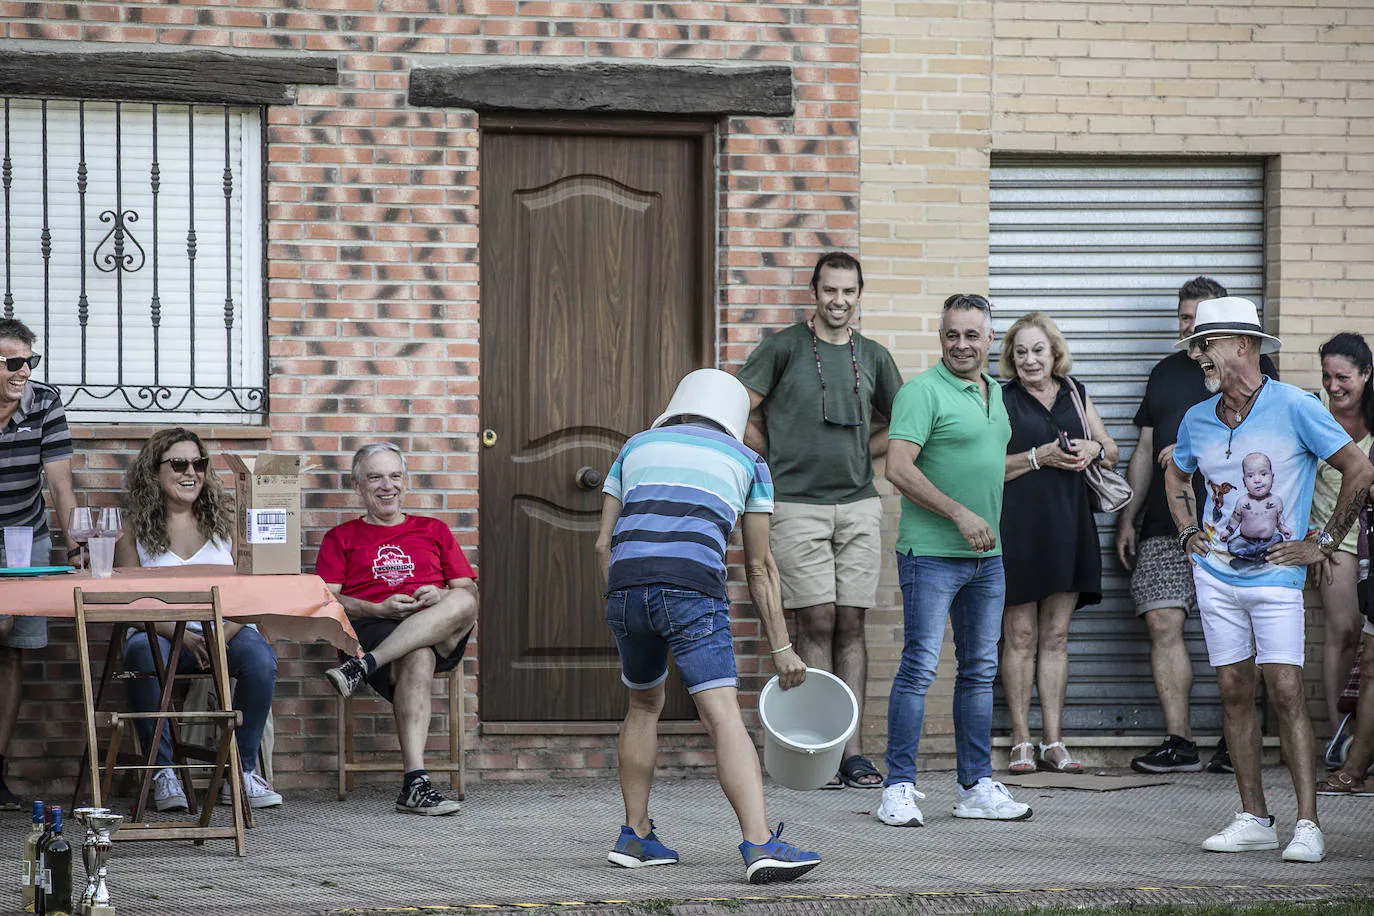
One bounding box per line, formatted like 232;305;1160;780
738;822;820;884
607;820;679;868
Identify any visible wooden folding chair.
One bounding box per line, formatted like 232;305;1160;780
73;587;249;856
336;662;466;801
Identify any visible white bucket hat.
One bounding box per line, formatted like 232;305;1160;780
1174;296;1282;355
651;368;751;441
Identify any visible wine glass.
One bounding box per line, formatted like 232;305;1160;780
96;508;123;540
67;507;95;571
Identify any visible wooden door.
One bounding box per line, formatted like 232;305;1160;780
480;121;711;721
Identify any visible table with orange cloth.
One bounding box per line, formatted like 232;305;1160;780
0;564;359;654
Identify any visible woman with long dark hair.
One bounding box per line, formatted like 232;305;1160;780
114;428;283;811
1310;332;1374;768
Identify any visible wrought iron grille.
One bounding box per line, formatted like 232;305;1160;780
0;97;266;420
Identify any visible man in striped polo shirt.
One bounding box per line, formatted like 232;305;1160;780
595;368;820;885
0;317;79;808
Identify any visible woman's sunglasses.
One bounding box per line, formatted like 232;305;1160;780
2;354;41;372
161;457;210;474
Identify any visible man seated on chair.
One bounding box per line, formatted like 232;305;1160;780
319;443;478;816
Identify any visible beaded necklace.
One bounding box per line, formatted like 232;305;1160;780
807;319;861;402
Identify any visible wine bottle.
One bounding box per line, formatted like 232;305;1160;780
21;800;43;914
42;809;72;916
34;806;54;916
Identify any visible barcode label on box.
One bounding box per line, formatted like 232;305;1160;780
246;509;288;544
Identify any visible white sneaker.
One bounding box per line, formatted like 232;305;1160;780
218;770;284;809
151;767;188;812
1202;811;1279;852
952;777;1032;821
876;782;925;827
1282;819;1325;863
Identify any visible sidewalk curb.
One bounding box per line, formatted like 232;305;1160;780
336;881;1374;915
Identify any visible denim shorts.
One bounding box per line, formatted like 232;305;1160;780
605;586;737;695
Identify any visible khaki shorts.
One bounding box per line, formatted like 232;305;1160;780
770;497;883;610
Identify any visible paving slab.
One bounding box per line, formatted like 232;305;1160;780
6;768;1370;915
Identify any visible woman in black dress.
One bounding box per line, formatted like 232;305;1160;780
999;312;1118;775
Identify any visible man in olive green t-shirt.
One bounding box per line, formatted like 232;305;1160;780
875;293;1032;829
737;251;903;790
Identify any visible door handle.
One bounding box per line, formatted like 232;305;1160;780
481;429;498;448
575;466;603;490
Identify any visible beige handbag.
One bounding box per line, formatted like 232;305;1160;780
1064;377;1133;514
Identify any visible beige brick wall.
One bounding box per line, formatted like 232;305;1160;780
862;0;1373;761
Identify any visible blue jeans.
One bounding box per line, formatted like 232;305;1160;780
123;626;277;772
885;553;1005;788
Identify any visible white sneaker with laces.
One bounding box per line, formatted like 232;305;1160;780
218;770;284;809
875;782;925;827
1282;819;1325;862
1202;811;1279;852
151;767;188;813
952;777;1032;821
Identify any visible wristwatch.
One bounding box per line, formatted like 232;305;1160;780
1316;531;1336;555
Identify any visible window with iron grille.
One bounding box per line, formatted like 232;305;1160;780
1;97;265;422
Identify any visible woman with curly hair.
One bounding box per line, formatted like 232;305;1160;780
114;428;282;811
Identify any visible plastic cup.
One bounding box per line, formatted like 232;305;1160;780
88;536;117;578
3;527;33;568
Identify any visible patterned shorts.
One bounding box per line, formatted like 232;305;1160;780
1130;535;1197;616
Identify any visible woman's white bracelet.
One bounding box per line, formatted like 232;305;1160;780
1028;447;1040;471
770;642;794;656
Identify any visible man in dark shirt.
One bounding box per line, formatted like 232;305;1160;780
0;317;78;808
737;252;903;790
1116;279;1278;774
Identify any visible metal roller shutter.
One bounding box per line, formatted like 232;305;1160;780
988;157;1266;734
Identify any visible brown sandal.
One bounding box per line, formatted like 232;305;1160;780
1316;771;1371;795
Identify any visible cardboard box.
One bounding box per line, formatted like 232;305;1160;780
224;452;304;575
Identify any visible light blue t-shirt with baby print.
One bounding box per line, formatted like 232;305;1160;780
1173;379;1351;590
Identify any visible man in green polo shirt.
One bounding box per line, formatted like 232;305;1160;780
875;294;1033;829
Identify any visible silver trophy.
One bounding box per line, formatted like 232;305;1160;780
73;807;109;914
85;810;123;916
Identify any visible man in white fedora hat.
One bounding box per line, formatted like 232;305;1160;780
1166;296;1374;863
594;368;820;884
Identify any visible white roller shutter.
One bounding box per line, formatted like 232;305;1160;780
1;98;264;422
989;157;1266;735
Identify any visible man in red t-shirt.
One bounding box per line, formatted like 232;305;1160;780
319;443;478;816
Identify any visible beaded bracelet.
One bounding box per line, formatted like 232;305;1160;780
1027;447;1040;471
1177;526;1201;552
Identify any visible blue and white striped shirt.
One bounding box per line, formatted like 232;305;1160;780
603;422;774;599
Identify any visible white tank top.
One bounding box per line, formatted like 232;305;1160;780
133;534;254;633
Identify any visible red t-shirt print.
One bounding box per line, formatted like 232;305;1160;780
316;515;476;606
371;544;417;587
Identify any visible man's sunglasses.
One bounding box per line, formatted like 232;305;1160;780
2;354;41;372
161;457;210;474
1192;335;1241;353
943;293;992;313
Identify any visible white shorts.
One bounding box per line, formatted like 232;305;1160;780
1191;566;1305;667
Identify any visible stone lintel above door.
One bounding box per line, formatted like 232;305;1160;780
407;61;793;117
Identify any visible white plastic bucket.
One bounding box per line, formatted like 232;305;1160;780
757;667;858;791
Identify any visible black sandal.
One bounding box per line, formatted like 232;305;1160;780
838;754;883;789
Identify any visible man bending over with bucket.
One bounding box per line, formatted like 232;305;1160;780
595;368;821;884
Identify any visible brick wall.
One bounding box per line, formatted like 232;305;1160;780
861;0;1373;758
1;1;860;792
